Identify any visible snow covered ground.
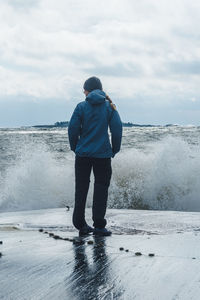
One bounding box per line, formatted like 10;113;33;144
1;208;200;300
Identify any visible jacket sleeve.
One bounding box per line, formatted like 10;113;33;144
109;109;123;157
68;104;82;152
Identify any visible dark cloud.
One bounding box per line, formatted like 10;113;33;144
172;27;200;40
0;0;200;126
84;63;144;77
7;0;39;10
0;60;42;73
168;61;200;75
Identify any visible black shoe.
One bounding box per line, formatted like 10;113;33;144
79;225;94;236
93;228;112;236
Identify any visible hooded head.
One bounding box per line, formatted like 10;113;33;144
84;76;105;105
86;89;106;105
83;76;102;92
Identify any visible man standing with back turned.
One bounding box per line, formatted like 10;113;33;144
68;76;122;236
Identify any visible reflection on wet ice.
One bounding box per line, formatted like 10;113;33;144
68;236;123;300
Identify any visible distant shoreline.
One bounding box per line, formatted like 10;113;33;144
32;121;178;128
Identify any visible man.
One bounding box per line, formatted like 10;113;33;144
68;76;122;236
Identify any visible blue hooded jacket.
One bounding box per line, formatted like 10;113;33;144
68;89;122;158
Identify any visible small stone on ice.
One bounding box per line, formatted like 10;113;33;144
39;229;43;232
53;235;61;239
125;249;129;252
0;241;3;244
135;252;142;256
119;247;124;251
87;240;94;245
148;253;155;257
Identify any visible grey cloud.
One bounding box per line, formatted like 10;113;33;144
0;60;42;73
84;63;144;77
0;0;200;126
7;0;39;10
168;61;200;75
172;27;200;41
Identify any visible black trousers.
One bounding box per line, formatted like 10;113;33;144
73;156;112;229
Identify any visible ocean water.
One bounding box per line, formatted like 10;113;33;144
0;126;200;212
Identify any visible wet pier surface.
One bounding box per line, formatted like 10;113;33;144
1;208;200;299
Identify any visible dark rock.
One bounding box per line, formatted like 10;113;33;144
192;257;196;259
0;252;2;257
38;229;43;232
87;240;94;245
0;241;3;244
49;233;54;237
53;235;61;240
66;206;70;211
135;252;142;256
119;247;124;251
148;253;155;257
125;249;129;252
44;231;48;234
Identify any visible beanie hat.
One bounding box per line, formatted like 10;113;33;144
83;76;102;92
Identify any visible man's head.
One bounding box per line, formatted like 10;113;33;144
83;76;102;95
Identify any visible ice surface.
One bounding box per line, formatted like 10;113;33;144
1;208;200;300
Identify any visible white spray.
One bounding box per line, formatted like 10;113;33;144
0;136;200;212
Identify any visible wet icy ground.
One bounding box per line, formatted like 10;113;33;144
1;208;200;300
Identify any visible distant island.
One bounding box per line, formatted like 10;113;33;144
33;121;177;128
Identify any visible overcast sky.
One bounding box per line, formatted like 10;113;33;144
0;0;200;127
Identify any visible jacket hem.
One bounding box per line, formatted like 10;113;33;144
75;152;113;158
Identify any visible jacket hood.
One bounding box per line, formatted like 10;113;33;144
86;89;106;105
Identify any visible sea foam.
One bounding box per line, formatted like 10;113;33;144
0;136;200;212
110;136;200;211
0;142;75;212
